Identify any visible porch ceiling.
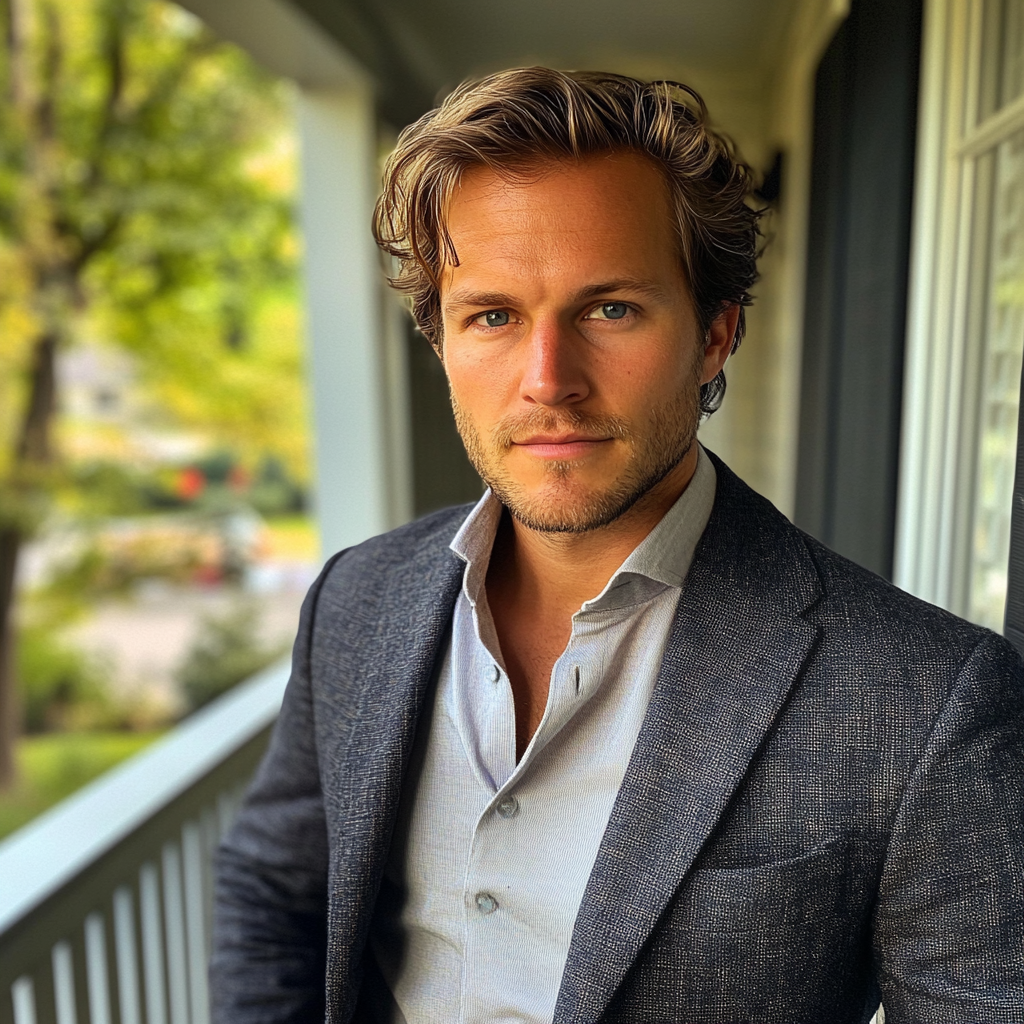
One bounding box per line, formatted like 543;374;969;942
286;0;802;126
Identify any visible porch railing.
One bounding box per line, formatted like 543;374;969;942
0;660;289;1024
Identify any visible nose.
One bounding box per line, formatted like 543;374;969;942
518;318;590;407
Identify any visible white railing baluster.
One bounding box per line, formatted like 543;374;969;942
112;887;141;1024
181;824;208;1024
11;977;36;1024
139;865;168;1024
161;845;189;1024
100;904;123;1024
51;943;76;1024
84;913;112;1024
70;931;92;1024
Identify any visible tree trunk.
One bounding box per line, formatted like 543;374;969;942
0;327;59;790
0;528;21;790
17;329;57;463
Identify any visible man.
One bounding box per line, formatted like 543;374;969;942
212;69;1024;1023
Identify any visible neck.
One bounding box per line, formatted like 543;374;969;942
487;444;699;615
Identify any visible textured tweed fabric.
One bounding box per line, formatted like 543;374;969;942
211;453;1024;1024
367;448;715;1023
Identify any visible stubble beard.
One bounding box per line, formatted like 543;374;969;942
450;354;704;534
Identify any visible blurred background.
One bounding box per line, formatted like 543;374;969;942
0;0;317;835
3;0;1024;1020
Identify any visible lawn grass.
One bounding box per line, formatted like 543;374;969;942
0;731;163;841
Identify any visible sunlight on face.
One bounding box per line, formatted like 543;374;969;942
440;152;708;533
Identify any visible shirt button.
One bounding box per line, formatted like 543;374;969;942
474;892;498;915
487;664;500;683
496;795;519;819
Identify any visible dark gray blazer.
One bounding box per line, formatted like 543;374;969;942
212;455;1024;1024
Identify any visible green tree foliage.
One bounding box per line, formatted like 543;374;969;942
0;0;307;786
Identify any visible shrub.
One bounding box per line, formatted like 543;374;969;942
176;599;286;712
17;626;114;733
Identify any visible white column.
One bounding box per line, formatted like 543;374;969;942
296;87;412;560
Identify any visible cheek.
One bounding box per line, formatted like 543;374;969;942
443;345;515;420
604;340;697;401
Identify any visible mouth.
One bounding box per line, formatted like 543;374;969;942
512;433;612;459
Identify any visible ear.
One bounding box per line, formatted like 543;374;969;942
701;303;740;385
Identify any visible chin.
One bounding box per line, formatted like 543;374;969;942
455;390;702;534
490;470;654;534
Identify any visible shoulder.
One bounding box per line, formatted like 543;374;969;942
321;503;473;585
707;448;1022;689
299;504;471;632
802;530;1024;721
802;530;986;653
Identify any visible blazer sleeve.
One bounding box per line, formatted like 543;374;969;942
210;552;344;1024
872;632;1024;1022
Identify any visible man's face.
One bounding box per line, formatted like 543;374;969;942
439;151;731;533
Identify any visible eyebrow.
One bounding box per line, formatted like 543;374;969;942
443;278;668;314
443;291;518;314
572;279;667;302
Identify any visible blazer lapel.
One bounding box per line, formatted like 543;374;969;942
554;464;823;1024
324;523;465;1021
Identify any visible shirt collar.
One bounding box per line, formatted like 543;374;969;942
450;443;717;611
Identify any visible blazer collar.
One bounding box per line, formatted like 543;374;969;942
553;454;824;1024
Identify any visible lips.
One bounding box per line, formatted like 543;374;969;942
512;433;611;459
514;432;608;445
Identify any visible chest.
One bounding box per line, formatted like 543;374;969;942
367;593;680;1022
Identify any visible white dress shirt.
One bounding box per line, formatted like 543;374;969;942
368;446;717;1024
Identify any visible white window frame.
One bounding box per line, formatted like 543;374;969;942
895;0;1024;620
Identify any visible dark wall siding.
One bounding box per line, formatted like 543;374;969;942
405;325;483;517
795;0;923;579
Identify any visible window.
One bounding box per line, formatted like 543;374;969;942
896;0;1024;630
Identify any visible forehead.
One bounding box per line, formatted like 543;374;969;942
440;152;680;292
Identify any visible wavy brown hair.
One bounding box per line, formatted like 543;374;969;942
373;67;761;416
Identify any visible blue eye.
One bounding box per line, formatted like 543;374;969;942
589;302;629;320
483;310;509;327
